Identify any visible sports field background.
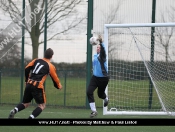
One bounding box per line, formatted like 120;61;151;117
0;105;175;132
1;0;175;131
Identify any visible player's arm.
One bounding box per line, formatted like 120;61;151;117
25;59;36;83
49;64;62;89
99;43;106;62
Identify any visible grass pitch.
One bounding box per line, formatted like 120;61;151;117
0;105;175;132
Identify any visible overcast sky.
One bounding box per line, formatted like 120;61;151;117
0;0;175;63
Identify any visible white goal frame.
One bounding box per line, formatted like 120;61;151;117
103;23;175;116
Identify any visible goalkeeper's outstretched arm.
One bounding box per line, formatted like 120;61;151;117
98;35;106;62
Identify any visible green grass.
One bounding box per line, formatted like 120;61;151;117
1;126;175;132
1;77;175;110
1;77;175;132
0;105;175;132
0;76;87;106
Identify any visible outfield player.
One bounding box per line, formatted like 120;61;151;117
8;48;62;119
87;35;109;118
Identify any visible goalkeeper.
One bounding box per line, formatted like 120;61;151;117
87;35;109;118
8;48;62;119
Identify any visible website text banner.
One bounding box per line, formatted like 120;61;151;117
0;119;174;126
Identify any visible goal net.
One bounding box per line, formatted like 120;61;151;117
103;23;175;116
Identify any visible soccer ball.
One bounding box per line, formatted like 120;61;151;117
89;37;99;45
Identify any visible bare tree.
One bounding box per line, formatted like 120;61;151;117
0;33;30;68
154;7;175;80
170;5;175;57
102;2;123;60
94;0;124;60
0;0;86;59
155;26;174;62
155;8;175;62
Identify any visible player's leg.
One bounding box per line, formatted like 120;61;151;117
8;103;30;119
28;87;46;119
8;84;32;119
87;76;98;118
97;77;109;107
28;103;45;119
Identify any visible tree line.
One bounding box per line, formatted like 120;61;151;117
1;54;175;81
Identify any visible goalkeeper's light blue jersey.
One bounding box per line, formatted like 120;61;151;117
93;44;107;77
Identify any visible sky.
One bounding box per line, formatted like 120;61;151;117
0;0;175;63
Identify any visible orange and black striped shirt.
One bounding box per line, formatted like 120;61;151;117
25;58;61;89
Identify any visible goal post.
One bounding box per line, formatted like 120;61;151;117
103;23;175;116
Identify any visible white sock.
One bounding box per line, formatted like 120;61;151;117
104;97;108;101
29;115;35;119
89;102;97;112
14;107;18;113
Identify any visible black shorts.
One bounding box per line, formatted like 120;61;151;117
23;83;46;104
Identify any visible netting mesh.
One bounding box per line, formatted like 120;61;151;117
106;25;175;115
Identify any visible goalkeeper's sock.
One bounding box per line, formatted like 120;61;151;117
14;104;25;113
104;97;108;101
104;98;109;107
28;107;42;119
89;102;97;112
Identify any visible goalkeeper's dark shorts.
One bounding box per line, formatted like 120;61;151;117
22;83;46;104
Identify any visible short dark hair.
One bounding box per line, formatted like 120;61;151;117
44;48;54;59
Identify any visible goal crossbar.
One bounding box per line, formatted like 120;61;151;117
103;23;175;116
104;23;175;28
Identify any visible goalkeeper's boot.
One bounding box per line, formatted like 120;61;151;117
8;109;16;119
90;111;97;118
104;98;109;107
